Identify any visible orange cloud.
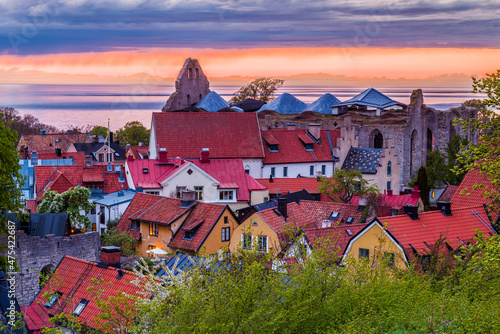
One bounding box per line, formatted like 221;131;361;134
0;47;498;81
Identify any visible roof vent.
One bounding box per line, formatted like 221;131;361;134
437;201;452;216
40;129;46;137
200;148;210;163
158;148;168;163
403;205;419;220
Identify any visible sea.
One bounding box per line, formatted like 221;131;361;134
0;84;484;131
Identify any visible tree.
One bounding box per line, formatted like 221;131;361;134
0;107;58;141
229;77;284;104
455;70;500;213
37;186;95;230
0;111;23;272
115;121;150;146
89;125;108;138
319;169;379;204
416;166;430;209
100;227;137;256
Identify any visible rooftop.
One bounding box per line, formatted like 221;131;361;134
342;147;382;174
337;88;407;109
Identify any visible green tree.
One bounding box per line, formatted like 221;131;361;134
319;169;379;204
229;77;284;104
100;227;137;256
456;70;500;213
0;111;23;272
37;186;95;230
116;121;150;146
0;107;58;141
416;166;430;208
89;125;108;138
424;149;448;189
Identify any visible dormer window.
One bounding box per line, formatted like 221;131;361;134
184;230;193;240
268;144;279;152
346;217;353;224
304;143;313;151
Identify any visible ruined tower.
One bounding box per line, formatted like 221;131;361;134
162;58;210;111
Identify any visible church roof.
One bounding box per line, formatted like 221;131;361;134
342;147;382;174
231;98;266;112
337;88;407;109
257;93;306;114
304;93;341;114
195;91;229;112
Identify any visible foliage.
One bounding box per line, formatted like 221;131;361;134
416;166;430;208
424;149;448;189
115;121;150;146
0;107;58;141
229;77;284;104
0;111;23;272
100;227;137;256
89;125;108;138
37;186;95;230
455;70;500;213
318;169;379;204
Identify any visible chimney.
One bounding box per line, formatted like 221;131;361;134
287;122;296;130
100;246;121;268
31;151;38;166
387;189;393;196
403;205;419;220
357;196;368;211
437;201;452;216
84;155;93;168
158;148;168;163
181;190;196;208
92;135;99;144
308;123;321;140
269;174;273;183
40;129;46;137
200;148;210;163
411;185;421;199
277;197;287;220
127;153;133;162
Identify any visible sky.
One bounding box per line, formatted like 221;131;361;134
0;0;499;83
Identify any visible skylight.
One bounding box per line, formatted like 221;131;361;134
143;168;148;173
44;292;62;309
73;299;89;316
347;229;352;235
346;217;353;224
329;212;339;220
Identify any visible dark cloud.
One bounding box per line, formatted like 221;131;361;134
1;0;499;54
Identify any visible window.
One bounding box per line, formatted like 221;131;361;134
145;191;160;195
131;221;139;230
391;209;399;216
304;143;313;151
329;212;339;220
244;169;250;174
387;181;391;190
219;190;234;201
92;223;96;232
268;144;279;152
149;223;158;236
321;165;326;176
283;166;288;177
387;161;392;176
359;248;369;259
257;235;268;252
384;252;395;267
194;186;203;200
242;234;252;250
176;186;186;199
45;292;62;308
73;299;89;316
309;165;314;176
107;153;113;162
270;167;275;177
148;245;155;258
184;230;193;240
221;227;230;242
224;216;229;224
143;168;149;173
98;153;104;162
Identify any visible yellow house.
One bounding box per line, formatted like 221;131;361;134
117;192;239;257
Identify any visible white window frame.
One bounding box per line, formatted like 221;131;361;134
241;233;253;250
218;190;236;202
194;186;204;200
257;235;268;253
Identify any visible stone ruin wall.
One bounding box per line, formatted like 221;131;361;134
1;231;99;307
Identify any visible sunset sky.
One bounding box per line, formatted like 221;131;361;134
0;0;499;83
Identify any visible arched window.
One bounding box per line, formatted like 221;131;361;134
188;68;193;79
387;161;392;176
369;129;383;149
195;68;199;79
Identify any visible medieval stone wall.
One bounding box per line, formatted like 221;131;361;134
2;231;99;307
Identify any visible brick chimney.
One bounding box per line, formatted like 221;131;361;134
411;185;421;199
200;148;210;163
387;189;393;196
100;246;121;268
158;148;168;163
308;123;321;140
92;135;99;144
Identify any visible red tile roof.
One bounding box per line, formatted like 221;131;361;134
126;146;149;159
256;202;308;234
35;165;126;198
261;129;339;164
22;302;54;332
116;192;164;239
168;202;228;253
18;132;90;153
26;255;145;332
125;158;190;189
379;205;495;254
303;224;365;256
153;112;264;159
351;194;420;211
26;199;38;213
438;185;459;202
299;200;365;227
256;177;329;200
451;169;493;209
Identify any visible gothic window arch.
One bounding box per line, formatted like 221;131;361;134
387;161;392;176
369;129;384;149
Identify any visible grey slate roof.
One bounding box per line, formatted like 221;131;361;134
195;91;229;112
231;98;266;112
337;88;406;109
72;142;126;161
304;93;341;114
342;147;382;174
257;93;306;114
93;189;137;207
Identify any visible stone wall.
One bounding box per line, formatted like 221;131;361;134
2;231;99;307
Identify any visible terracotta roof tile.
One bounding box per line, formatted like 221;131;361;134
168;202;227;252
304;224;365;256
451;169;493;209
27;255;145;331
351;194;420;211
256;177;328;200
262;129;339;164
379;205;495;253
116;193;163;239
18;132;90;153
153;112;264;159
438;185;459;202
299;200;365;227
